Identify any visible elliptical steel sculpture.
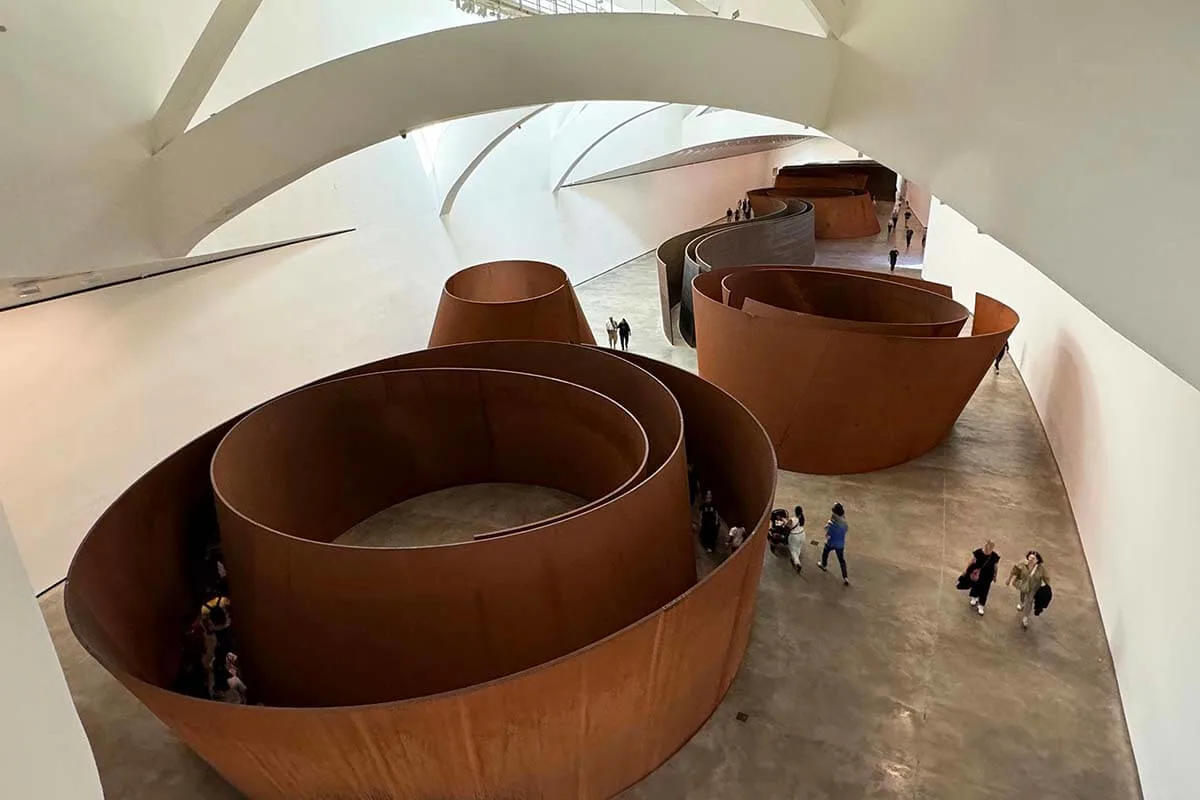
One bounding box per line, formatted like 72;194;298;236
64;262;777;798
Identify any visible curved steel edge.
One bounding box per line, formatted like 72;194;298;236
63;342;777;800
429;260;594;347
693;266;1018;475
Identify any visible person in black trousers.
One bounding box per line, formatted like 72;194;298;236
904;209;912;227
905;227;914;249
959;540;1001;616
617;318;631;351
887;218;895;237
994;340;1009;372
726;208;733;223
888;248;900;272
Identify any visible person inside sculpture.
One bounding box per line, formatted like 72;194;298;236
1006;550;1051;629
214;652;248;704
905;227;915;250
958;540;1001;616
787;505;805;574
726;207;733;223
617;317;631;350
698;490;720;553
817;503;850;585
888;248;900;272
726;525;746;552
605;317;618;349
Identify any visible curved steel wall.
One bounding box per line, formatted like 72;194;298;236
429;260;594;346
693;266;1018;474
749;186;879;239
656;199;816;346
64;341;777;799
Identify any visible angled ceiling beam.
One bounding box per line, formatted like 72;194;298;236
800;0;844;38
667;0;719;15
553;103;674;191
150;0;262;153
440;105;551;216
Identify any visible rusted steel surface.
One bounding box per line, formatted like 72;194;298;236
64;340;777;799
693;266;1018;474
429;260;595;346
749;186;879;239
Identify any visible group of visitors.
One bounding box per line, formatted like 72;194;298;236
725;197;753;224
604;316;631;350
958;543;1052;628
885;200;926;272
175;540;249;704
764;502;851;585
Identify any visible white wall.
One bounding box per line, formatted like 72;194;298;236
0;0;214;277
924;199;1200;800
826;0;1200;394
0;505;102;798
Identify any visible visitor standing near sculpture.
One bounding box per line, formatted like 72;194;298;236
994;341;1009;373
889;248;900;272
618;318;631;351
606;317;618;349
698;490;720;554
817;503;850;586
958;541;1001;616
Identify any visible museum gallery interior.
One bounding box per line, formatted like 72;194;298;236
1;2;1196;799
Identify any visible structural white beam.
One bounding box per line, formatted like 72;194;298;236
667;0;719;15
800;0;843;37
150;0;262;152
553;103;673;191
440;105;551;216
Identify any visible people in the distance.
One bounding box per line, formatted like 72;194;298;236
1006;550;1050;629
787;505;805;574
994;340;1009;373
959;540;1001;616
818;502;850;585
698;490;720;553
605;317;618;349
726;207;734;223
905;227;915;249
617;318;631;351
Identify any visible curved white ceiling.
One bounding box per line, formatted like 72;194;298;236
152;14;839;254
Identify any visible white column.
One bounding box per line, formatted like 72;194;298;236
0;504;102;797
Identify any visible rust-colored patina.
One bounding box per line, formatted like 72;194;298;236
429;260;594;346
64;340;776;799
693;266;1018;474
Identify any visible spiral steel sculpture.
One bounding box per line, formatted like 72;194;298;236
64;333;776;797
692;266;1018;474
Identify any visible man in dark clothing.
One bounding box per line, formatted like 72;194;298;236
726;208;733;223
921;230;927;249
617;318;631;351
994;340;1009;373
904;209;912;226
890;211;899;230
905;228;914;249
888;248;900;272
887;219;895;237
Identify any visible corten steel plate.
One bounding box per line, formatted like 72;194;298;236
749;185;880;239
63;340;777;800
656;198;815;346
429;260;595;346
692;266;1018;475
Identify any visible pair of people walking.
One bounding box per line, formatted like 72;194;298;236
605;317;631;350
958;544;1051;627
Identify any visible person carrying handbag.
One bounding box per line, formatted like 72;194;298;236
957;540;1000;616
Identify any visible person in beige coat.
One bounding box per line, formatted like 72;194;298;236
1006;550;1049;629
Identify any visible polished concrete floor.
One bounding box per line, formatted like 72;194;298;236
40;214;1139;798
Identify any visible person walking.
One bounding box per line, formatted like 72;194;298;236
888;248;900;272
787;505;805;574
617;318;631;351
890;211;899;232
994;340;1009;373
726;207;734;223
887;218;895;237
698;490;719;553
817;502;850;585
605;317;618;349
904;209;913;227
905;227;914;250
1006;550;1049;629
958;540;1001;616
921;229;927;249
